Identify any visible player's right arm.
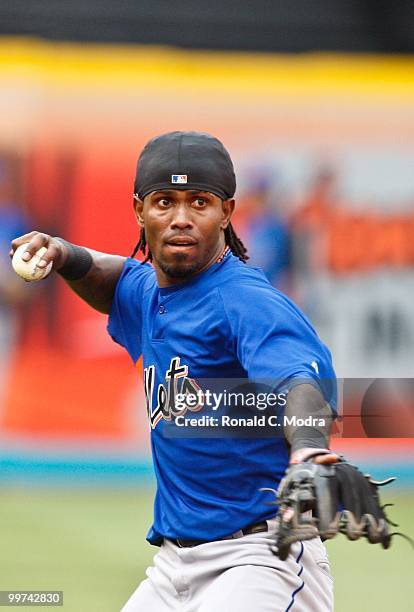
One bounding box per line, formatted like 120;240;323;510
10;232;126;314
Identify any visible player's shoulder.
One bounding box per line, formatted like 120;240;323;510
116;258;156;294
217;255;295;305
216;256;315;326
216;254;270;288
121;257;154;275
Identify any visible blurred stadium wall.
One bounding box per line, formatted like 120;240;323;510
0;36;413;484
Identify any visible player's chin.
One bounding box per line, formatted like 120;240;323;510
158;252;202;279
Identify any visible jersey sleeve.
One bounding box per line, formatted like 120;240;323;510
107;259;153;360
218;282;337;409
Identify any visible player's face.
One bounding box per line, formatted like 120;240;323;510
134;189;234;286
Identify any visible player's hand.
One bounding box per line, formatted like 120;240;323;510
266;454;396;561
10;232;69;274
289;447;340;465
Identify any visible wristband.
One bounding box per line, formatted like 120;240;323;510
290;426;329;455
54;238;93;281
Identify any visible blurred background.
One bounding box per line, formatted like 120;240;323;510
0;1;413;610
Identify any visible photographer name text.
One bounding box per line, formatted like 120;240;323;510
174;415;326;428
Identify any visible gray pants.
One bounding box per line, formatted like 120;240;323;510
121;521;334;611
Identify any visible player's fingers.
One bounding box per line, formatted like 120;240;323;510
36;242;61;269
10;232;39;258
313;453;340;465
10;232;52;261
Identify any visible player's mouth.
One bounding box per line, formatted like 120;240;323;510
165;237;198;251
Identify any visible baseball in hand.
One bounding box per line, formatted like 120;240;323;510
12;244;53;281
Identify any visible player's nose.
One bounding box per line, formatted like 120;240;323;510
170;204;193;229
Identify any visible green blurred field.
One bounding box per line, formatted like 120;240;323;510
0;487;412;611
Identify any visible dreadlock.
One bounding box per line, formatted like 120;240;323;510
224;223;249;262
130;222;249;263
130;227;151;262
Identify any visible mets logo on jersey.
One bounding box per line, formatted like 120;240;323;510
171;174;187;184
144;356;203;429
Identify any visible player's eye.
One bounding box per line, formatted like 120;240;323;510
158;199;171;207
192;198;207;208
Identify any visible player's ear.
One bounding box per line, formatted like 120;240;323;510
221;198;235;229
133;193;145;227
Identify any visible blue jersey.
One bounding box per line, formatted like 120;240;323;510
108;251;336;545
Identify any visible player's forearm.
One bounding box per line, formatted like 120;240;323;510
62;249;126;314
284;383;335;458
10;232;126;315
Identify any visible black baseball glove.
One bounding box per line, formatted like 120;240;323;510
263;458;397;560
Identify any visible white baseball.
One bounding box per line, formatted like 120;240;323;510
12;244;53;281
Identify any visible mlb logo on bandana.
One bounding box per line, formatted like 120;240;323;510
171;175;188;184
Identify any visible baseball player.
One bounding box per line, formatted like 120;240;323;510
11;132;392;612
